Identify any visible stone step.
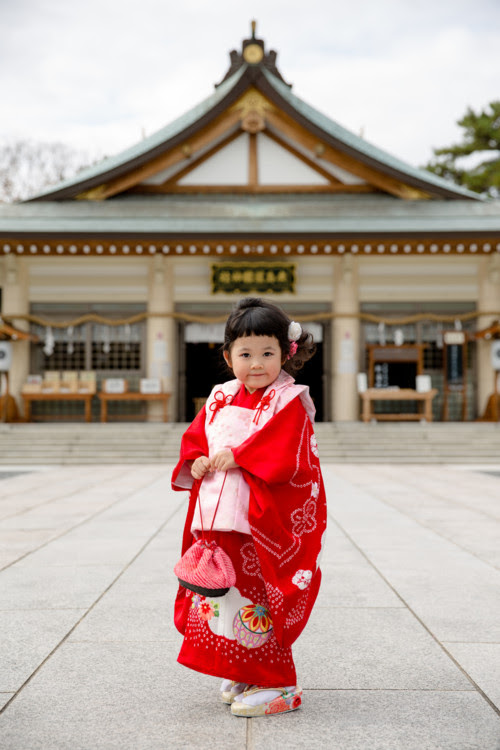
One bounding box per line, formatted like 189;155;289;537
0;456;497;465
2;433;498;442
2;425;498;436
1;443;497;451
1;423;499;464
2;435;498;444
2;432;494;440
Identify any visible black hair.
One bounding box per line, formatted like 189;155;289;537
223;297;316;376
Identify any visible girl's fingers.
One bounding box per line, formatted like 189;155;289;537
191;456;211;478
210;451;235;472
211;453;225;470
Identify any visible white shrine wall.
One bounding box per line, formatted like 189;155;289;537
28;258;149;303
1;253;496;421
358;256;478;303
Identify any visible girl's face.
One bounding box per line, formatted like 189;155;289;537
224;334;284;393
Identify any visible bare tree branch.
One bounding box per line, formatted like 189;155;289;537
0;139;100;203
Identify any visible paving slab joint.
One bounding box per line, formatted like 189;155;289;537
328;514;500;720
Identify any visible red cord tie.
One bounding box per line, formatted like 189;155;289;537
253;389;275;425
208;391;233;423
199;470;228;545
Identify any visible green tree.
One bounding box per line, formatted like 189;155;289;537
425;100;500;197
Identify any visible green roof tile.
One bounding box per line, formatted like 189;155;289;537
29;66;248;200
261;68;479;201
27;57;482;204
1;195;499;236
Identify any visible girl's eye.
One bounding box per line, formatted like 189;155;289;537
264;352;274;357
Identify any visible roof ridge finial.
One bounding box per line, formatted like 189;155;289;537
251;19;257;39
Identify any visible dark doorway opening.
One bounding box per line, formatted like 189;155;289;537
297;341;324;421
185;343;229;421
184;340;324;422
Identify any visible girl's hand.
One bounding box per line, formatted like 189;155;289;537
211;450;239;472
191;456;212;480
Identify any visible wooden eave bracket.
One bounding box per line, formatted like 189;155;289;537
0;319;39;342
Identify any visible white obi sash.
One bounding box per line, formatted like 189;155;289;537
191;370;315;535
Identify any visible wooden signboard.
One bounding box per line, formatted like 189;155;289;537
367;345;425;389
362;344;433;422
211;263;295;294
442;331;467;421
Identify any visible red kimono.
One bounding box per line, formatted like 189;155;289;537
171;371;327;687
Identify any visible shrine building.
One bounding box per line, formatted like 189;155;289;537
1;27;500;423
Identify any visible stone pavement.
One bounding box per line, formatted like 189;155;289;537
0;462;500;750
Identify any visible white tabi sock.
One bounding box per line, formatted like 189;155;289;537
240;686;296;706
220;679;249;697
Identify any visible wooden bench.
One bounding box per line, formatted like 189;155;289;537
97;392;171;422
22;392;94;422
360;388;438;423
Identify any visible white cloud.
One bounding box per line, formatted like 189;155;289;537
0;0;499;167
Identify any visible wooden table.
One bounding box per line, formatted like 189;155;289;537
360;388;438;423
22;392;94;422
97;392;170;422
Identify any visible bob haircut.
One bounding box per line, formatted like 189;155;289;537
223;297;315;376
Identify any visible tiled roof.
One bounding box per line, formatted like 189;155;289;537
261;69;479;201
2;195;499;236
26;51;480;203
29;67;247;201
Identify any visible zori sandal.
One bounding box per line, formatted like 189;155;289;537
220;679;251;704
231;686;302;717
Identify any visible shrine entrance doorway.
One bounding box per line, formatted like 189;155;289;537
176;304;329;422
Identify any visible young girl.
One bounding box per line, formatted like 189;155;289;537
171;297;327;718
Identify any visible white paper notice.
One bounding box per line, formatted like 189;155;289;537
153;340;167;362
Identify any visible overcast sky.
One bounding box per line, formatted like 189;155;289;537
1;0;499;169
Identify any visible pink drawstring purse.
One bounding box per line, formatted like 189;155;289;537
174;472;236;597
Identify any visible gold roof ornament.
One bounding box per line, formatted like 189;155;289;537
243;20;265;65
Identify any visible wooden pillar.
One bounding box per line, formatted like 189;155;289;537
146;256;176;421
249;133;258;186
477;256;500;417
332;256;360;421
2;256;30;416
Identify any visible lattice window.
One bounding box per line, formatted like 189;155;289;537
45;342;86;372
91;324;142;371
29;303;146;420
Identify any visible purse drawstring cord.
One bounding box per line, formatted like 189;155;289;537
198;470;228;548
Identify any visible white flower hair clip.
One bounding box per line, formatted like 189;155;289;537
287;321;302;359
288;321;302;342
